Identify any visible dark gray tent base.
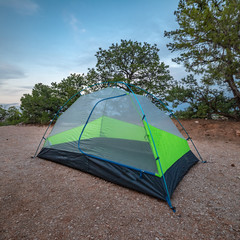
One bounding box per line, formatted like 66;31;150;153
37;148;198;201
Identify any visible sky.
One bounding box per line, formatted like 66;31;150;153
0;0;185;105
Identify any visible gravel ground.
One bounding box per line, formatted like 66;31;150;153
0;121;239;240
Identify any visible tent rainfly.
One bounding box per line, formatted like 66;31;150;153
36;84;201;211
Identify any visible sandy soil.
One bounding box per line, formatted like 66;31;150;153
0;120;239;240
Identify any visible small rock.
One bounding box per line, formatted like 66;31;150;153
236;130;240;136
231;164;235;167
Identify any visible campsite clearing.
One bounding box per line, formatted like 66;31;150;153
0;120;239;239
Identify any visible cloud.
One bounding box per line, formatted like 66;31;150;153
67;14;86;33
18;85;34;90
0;0;39;15
0;84;32;104
0;63;26;82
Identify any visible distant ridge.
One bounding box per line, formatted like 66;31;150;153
0;103;20;110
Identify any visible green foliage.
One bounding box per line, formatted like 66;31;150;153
20;83;60;124
0;105;7;122
18;40;174;124
20;74;92;124
0;105;22;126
19;35;238;123
167;75;239;119
51;73;88;103
6;106;22;124
94;39;173;98
164;0;240;117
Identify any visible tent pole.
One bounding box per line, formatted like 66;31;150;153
123;82;175;212
126;83;204;163
171;114;205;163
33;121;52;158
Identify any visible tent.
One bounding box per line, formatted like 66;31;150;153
37;85;200;211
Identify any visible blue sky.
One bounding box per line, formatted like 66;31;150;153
0;0;185;105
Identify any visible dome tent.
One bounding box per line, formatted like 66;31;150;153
36;83;201;211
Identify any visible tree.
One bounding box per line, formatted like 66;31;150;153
19;40;174;124
51;73;88;104
21;83;59;124
0;105;22;125
93;39;173;98
5;106;22;124
0;105;7;122
20;75;91;124
164;0;240;118
167;75;239;119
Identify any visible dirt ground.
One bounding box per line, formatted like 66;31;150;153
0;120;239;240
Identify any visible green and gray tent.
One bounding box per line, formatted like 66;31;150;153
37;86;199;210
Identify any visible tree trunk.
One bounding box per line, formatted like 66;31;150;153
226;74;240;109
